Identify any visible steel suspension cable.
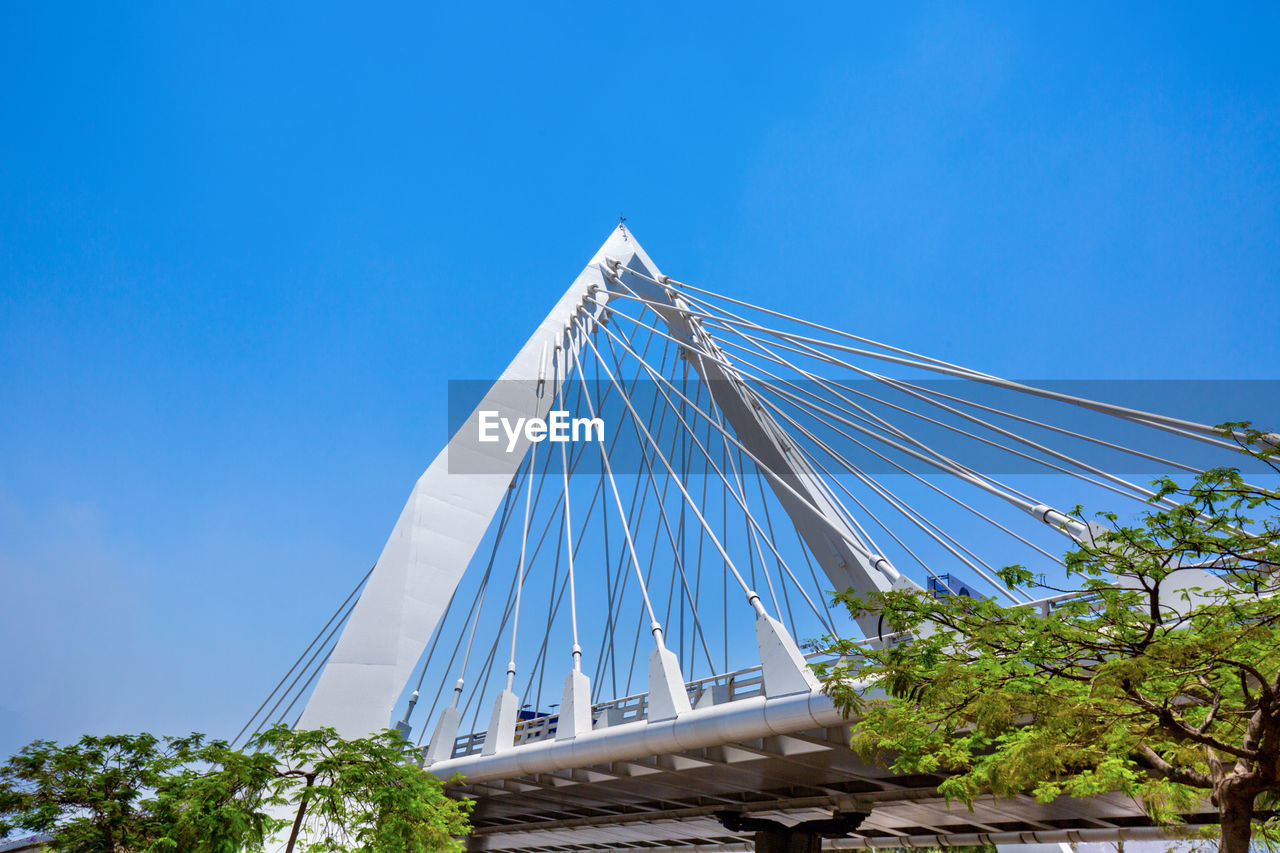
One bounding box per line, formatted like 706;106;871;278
233;563;373;746
568;319;667;649
599;321;718;674
659;299;1168;509
618;266;1252;451
742;374;1068;567
766;398;1027;602
584;291;1041;538
582;292;900;571
588;312;840;629
262;598;359;734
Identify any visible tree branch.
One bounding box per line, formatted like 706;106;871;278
1123;680;1259;762
1138;744;1213;789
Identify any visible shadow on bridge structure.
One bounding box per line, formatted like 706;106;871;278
234;226;1275;852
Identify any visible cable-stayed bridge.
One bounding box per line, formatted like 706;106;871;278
236;227;1273;852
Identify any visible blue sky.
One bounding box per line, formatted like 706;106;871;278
1;3;1278;757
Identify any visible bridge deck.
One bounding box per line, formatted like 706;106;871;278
427;661;1205;850
456;719;1197;851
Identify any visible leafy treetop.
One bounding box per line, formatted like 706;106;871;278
816;428;1279;853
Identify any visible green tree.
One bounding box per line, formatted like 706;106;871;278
149;739;283;852
251;726;472;853
817;428;1280;853
0;732;276;853
0;727;471;853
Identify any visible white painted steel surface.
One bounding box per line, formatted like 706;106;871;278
427;687;849;784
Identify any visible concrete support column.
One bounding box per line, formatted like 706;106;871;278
715;810;870;853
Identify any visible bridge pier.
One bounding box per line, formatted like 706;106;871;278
751;826;821;853
715;810;870;853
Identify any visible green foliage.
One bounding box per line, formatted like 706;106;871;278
149;741;283;853
251;726;472;853
0;732;276;853
0;727;472;853
816;427;1280;853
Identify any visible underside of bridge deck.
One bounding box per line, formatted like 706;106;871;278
457;723;1209;851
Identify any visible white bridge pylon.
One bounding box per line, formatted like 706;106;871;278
251;226;1264;798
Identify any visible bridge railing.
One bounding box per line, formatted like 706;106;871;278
445;654;838;759
440;590;1117;758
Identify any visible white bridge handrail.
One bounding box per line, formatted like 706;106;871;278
440;581;1216;760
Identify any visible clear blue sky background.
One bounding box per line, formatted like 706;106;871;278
1;3;1277;758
